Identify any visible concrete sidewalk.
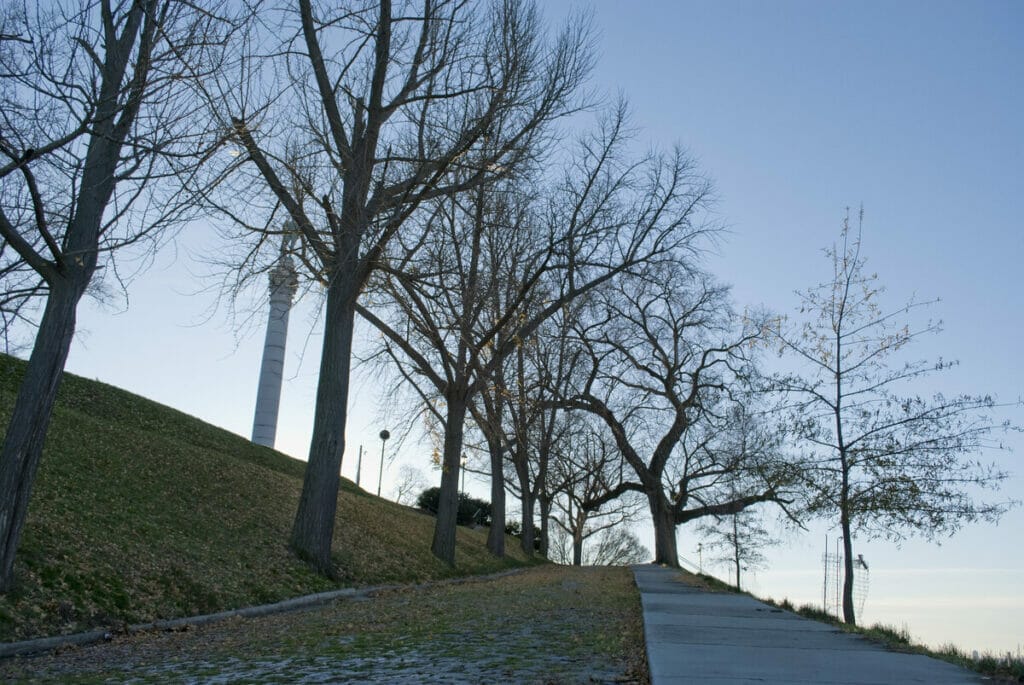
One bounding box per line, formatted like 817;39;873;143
632;565;984;684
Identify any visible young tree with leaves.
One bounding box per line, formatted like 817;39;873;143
772;212;1015;625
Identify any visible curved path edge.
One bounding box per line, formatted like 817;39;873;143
0;567;528;659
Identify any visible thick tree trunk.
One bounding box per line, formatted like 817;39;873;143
649;492;679;567
485;433;505;557
572;531;583;566
0;280;85;590
431;393;469;564
290;280;357;575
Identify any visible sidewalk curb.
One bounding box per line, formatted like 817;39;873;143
0;567;528;659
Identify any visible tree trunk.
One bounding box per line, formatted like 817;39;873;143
733;514;741;590
486;433;505;557
841;518;856;625
649;492;679;567
431;392;469;564
519;489;535;556
538;495;551;558
290;279;357;575
510;449;535;556
572;530;583;566
0;280;86;590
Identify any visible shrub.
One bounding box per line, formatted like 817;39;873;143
416;487;491;527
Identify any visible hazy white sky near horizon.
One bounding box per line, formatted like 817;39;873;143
49;0;1022;655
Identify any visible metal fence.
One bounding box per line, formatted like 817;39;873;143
822;539;869;619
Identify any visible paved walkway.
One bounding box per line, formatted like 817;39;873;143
632;564;984;684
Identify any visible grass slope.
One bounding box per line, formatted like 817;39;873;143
0;355;535;642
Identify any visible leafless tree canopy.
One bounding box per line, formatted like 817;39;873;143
0;0;235;590
0;0;232;342
355;102;719;564
695;505;778;591
556;266;794;566
548;417;645;566
192;0;594;572
201;0;593;290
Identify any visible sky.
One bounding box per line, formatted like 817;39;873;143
45;0;1024;656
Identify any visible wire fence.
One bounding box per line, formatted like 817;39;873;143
822;546;869;619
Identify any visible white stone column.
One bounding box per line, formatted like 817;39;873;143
251;246;298;448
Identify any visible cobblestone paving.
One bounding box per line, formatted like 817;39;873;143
0;566;648;683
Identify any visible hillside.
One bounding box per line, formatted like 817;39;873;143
0;355;535;642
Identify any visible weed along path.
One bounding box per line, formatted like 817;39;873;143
0;566;648;683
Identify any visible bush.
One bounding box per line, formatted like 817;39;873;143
501;520;542;551
416;487;491;527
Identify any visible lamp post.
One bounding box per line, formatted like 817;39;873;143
460;452;467;494
355;444;363;488
377;430;390;497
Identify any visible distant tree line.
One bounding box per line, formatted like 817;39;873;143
1;0;1016;628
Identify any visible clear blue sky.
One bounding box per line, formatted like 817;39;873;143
60;0;1022;654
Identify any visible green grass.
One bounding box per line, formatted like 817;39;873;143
757;596;1024;682
0;354;538;642
678;569;1024;680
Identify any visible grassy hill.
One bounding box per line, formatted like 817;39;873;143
0;354;536;642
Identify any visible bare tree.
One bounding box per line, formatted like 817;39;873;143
392;464;427;505
502;308;567;558
586;527;649;566
691;405;783;589
359;103;714;564
484;107;720;559
358;172;541;561
696;505;778;591
0;244;43;353
771;212;1016;625
561;268;795;567
202;0;591;574
0;0;231;591
548;418;644;566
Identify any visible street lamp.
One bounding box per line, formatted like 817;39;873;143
377;429;390;497
460;452;468;494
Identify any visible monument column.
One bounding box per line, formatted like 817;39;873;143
251;236;299;448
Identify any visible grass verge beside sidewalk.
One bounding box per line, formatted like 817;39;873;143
677;568;1023;683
